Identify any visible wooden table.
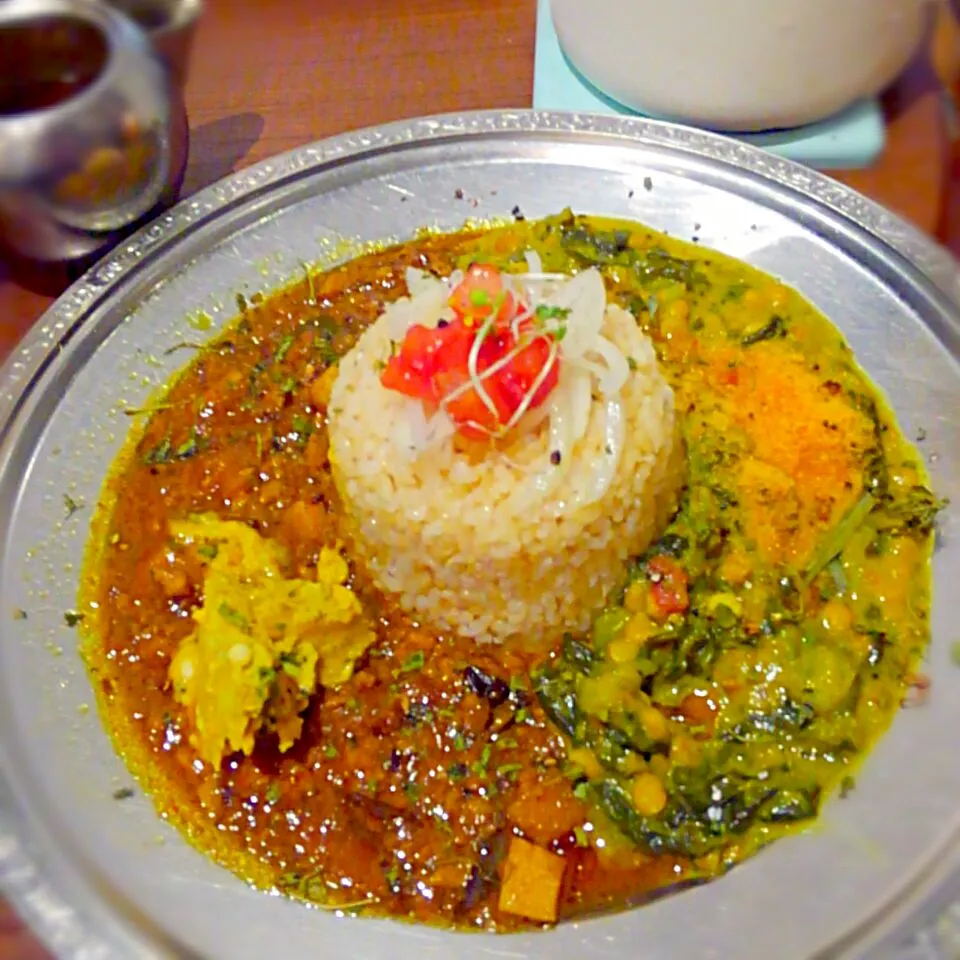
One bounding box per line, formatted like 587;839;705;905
0;1;954;957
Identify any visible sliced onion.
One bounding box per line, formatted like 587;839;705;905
502;375;575;513
397;397;429;455
589;398;625;504
404;267;441;297
585;334;631;396
567;368;592;450
524;249;544;274
424;409;457;447
551;269;607;361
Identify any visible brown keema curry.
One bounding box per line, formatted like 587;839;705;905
80;211;941;931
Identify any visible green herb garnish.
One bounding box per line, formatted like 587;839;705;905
197;543;219;561
218;602;251;633
400;650;426;673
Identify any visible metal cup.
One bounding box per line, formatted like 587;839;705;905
0;0;199;264
103;0;203;89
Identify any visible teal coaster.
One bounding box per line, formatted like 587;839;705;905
533;0;886;170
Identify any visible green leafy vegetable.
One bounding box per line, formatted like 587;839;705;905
802;492;876;586
876;486;947;539
741;315;787;346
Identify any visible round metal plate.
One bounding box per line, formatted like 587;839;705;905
0;110;958;960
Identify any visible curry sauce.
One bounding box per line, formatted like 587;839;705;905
80;212;939;930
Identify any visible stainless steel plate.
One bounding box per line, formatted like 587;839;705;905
0;110;958;960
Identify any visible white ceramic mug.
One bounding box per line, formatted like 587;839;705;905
550;0;934;131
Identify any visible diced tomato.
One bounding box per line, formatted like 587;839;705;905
379;323;446;400
434;365;512;440
380;320;477;401
647;555;689;617
379;272;563;440
380;357;431;400
430;321;477;375
448;264;517;326
497;337;559;412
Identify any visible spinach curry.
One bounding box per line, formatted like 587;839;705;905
81;211;939;930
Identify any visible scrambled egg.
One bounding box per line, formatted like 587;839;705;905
168;515;375;767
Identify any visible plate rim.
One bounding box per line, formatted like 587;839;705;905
2;107;959;960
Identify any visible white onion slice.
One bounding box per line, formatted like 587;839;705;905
397;398;429;455
502;376;575;513
404;267;441;298
524;249;544;274
590;398;625;504
567;367;592;450
585;334;631;396
550;269;607;361
424;409;457;447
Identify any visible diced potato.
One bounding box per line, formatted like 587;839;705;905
498;836;566;923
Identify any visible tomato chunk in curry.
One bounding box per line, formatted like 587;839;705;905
80;212;939;931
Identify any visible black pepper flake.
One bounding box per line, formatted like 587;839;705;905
628;189;634;198
455;188;464;200
511;205;525;221
437;319;449;328
917;427;927;442
112;787;135;801
550;450;562;465
643;176;653;191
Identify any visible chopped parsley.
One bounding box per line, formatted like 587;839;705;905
534;304;570;322
274;333;296;363
399;650;426;673
218;602;251;633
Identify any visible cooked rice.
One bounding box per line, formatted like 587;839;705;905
328;298;682;648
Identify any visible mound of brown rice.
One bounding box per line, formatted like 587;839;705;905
327;300;682;649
